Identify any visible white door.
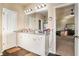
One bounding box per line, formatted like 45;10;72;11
2;8;17;51
74;4;79;56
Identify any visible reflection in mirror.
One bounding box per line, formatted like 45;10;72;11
25;9;48;33
39;20;41;30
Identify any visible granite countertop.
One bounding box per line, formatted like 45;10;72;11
14;30;45;35
14;28;50;35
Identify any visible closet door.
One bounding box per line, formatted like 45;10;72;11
2;8;17;51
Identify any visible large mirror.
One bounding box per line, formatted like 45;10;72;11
25;9;48;33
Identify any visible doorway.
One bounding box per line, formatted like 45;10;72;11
56;4;75;56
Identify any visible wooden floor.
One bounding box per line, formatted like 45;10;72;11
2;47;39;56
2;47;60;56
56;36;74;56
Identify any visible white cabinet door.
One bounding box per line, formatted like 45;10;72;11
23;34;34;50
32;35;45;55
18;33;34;51
17;33;24;47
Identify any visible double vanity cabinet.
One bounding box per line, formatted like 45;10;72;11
17;32;49;56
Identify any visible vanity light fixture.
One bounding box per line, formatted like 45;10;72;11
35;4;46;9
35;5;41;9
38;5;41;9
41;3;46;8
24;4;46;13
28;8;32;12
30;8;32;11
26;8;32;12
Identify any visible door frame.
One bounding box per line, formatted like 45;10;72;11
74;4;79;56
55;3;78;56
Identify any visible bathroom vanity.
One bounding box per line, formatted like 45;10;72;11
17;32;49;56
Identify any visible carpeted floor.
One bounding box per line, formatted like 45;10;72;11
56;36;74;56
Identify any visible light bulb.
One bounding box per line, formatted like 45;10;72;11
38;5;41;9
41;4;44;7
41;4;46;7
28;8;32;12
